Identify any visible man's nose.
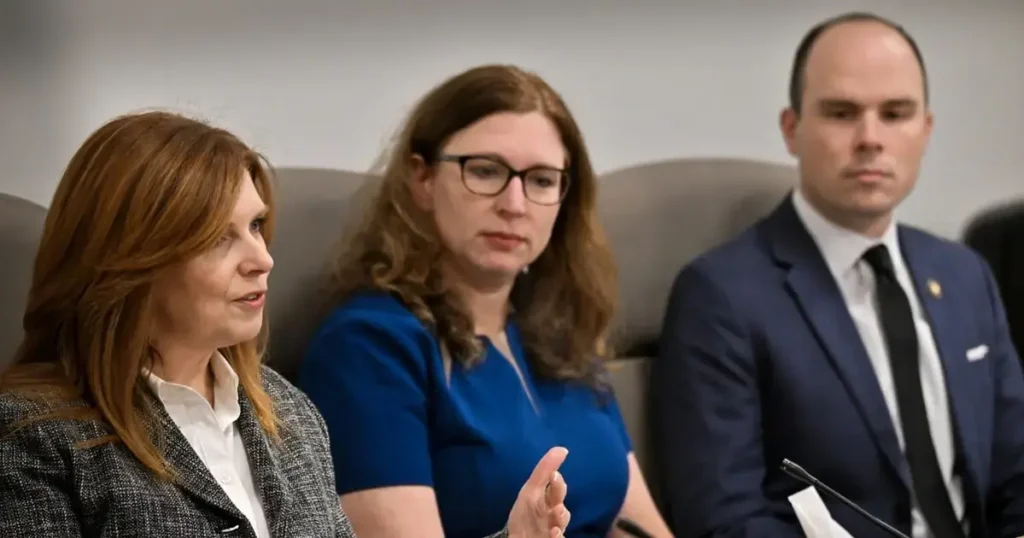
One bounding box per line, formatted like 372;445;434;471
854;113;884;152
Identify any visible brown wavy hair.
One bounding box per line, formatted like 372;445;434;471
329;64;618;386
0;110;279;481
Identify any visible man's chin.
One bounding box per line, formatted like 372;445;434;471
850;197;900;218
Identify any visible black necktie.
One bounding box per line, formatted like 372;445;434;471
862;244;963;538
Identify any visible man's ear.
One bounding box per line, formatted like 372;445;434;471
921;107;935;151
409;153;434;210
780;107;800;157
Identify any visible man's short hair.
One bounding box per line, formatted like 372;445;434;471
788;11;929;114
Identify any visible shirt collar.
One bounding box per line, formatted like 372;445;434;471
142;351;241;427
791;188;902;280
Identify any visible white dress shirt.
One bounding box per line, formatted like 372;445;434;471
792;189;964;538
143;352;270;538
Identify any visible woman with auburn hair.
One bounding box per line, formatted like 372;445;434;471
0;111;356;537
298;64;673;538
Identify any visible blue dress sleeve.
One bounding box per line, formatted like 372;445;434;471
298;304;435;495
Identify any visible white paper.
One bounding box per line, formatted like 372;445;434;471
788;486;854;538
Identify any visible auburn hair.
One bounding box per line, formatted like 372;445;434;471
0;110;279;481
329;64;618;386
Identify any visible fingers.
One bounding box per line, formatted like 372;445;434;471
548;503;570;531
545;470;567;507
512;447;570;538
523;446;568;492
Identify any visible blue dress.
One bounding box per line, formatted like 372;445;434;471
298;292;632;538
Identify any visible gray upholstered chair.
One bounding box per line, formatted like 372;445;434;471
265;167;376;381
597;157;797;498
0;193;47;371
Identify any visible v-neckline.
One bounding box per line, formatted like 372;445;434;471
486;329;540;415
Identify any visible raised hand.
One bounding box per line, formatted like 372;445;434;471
506;447;571;538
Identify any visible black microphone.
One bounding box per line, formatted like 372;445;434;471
781;459;910;538
615;517;655;538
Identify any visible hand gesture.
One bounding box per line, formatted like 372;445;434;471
506;447;571;538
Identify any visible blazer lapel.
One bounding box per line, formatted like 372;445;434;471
237;390;294;535
899;229;982;489
145;397;245;519
764;199;912;489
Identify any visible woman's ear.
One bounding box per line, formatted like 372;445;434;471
409;153;435;211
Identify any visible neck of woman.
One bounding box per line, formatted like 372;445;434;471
150;343;216;405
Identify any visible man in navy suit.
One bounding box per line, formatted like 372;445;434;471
651;12;1024;538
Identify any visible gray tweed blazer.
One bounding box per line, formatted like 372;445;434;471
0;367;356;538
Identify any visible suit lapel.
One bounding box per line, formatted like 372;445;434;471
237;389;293;535
899;229;982;489
145;397;244;519
764;199;912;489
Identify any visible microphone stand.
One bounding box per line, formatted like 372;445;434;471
781;459;910;538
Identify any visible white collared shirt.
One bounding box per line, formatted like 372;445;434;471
143;353;270;538
791;189;964;538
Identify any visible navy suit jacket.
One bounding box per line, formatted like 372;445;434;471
651;197;1024;538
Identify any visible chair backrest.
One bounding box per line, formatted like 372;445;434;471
265;167;376;381
0;193;47;371
962;199;1024;357
597;157;797;490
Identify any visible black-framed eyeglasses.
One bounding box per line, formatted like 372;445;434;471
438;154;570;206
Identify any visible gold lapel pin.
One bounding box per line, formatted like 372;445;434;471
927;278;942;299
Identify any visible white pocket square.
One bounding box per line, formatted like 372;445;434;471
966;344;989;362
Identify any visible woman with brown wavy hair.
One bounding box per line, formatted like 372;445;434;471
298;65;672;538
0;111;355;537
